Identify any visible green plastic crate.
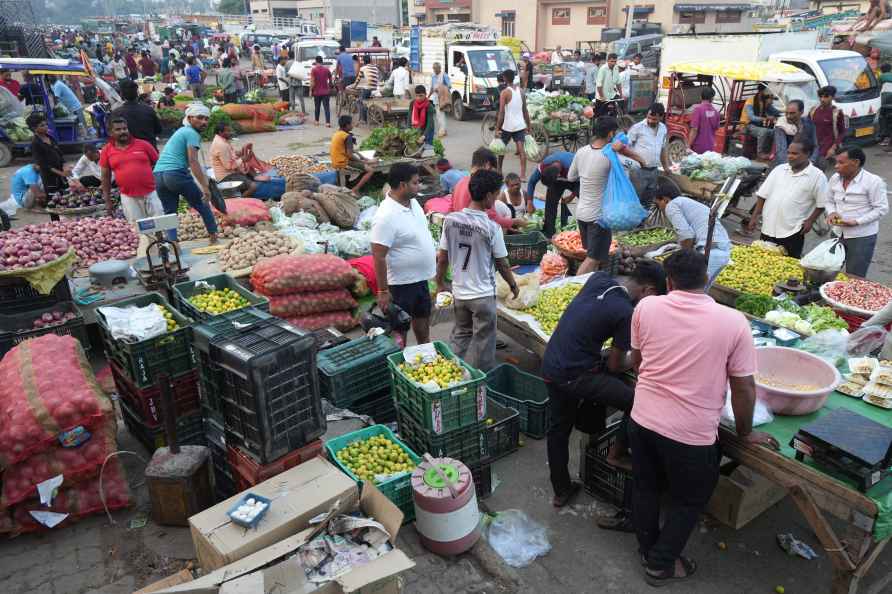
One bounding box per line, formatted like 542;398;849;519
387;341;487;435
317;336;400;407
325;424;421;523
485;364;550;439
97;293;195;389
505;230;548;266
173;274;269;321
396;405;486;466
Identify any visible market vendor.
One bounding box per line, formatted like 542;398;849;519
409;85;436;146
527;151;576;238
101;117;162;221
210;123;285;200
112;79;162;149
9;163;45;209
436;159;467;194
27;112;69;195
0;68;21;96
330;115;374;196
627;103;670;208
542;262;667;514
71;144;103;188
450;148;524;232
741;84;779;160
653;177;730;288
48;75;87;133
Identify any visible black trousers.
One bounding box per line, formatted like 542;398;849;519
760;230;805;259
314;95;331;124
546;370;634;496
79;175;101;188
630;418;720;572
543;179;576;238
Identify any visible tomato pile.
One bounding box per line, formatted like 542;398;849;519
824;279;892;313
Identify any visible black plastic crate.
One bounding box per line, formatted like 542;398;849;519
311;327;350;351
350;389;396;424
483;398;520;462
120;398;205;453
198;350;225;420
0;301;89;358
582;422;631;510
214;319;326;464
396;405;486;466
0;276;72;315
204;416;236;500
470;462;492;499
191;307;275;356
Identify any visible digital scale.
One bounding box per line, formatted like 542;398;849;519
790;408;892;493
134;214;189;292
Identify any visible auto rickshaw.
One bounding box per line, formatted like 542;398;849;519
0;57;113;167
662;60;819;165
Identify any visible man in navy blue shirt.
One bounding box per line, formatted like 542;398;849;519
542;263;666;515
527;151;577;237
336;46;356;88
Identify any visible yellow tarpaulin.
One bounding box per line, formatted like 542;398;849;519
667;60;808;82
0;249;75;295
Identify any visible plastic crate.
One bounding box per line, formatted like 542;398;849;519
174;274;270;321
485;364;550;439
317;336;400;407
120;398;205;452
396;405;486;466
0;301;89;358
198;352;225;420
191;307;276;356
324;424;421;522
110;359;200;427
97;292;195;389
214;318;326;464
505;231;549;266
483;398;520;462
0;275;72;315
388;341;487;435
470;462;492;499
350;389;397;424
205;416;236;500
311;327;351;351
228;440;323;491
582;422;630;510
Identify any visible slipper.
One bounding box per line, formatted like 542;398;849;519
597;511;635;533
552;482;581;508
644;556;697;587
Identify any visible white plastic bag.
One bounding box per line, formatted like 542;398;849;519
97;304;167;342
524;135;540;160
801;238;845;272
355;205;378;231
486;509;551;568
721;391;774;428
798;329;849;367
489;138;507;155
0;196;19;217
497;273;540;310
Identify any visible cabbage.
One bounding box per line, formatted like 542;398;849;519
489;138;507;155
793;319;814;336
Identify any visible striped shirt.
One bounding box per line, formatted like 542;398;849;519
357;64;380;90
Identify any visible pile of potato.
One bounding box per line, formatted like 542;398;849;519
219;229;300;272
178;212;237;242
269;154;330;177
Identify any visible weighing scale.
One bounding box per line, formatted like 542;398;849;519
790;408;892;492
134;214;189;293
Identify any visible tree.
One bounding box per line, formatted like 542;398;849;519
217;0;244;14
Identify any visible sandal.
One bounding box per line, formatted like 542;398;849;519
597;511;635;533
552;482;581;508
644;556;697;587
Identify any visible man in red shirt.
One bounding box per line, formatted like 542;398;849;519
0;69;21;97
100;117;162;221
809;86;846;166
450;147;524;232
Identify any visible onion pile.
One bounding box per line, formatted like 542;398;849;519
31;311;78;330
0;234;70;271
0;218;139;270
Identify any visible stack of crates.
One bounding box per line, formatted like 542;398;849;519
316;336;401;423
98;292;203;452
0;277;88;359
389;341;498;498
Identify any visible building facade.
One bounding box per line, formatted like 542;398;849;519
417;0;472;24
249;0;408;27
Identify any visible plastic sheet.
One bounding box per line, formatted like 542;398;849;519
847;326;888;357
486;509;551;568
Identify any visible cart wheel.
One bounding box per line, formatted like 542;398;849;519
561;132;579;152
481;113;497;146
667;138;688;167
0;143;10;168
368;105;384;127
529;123;549;162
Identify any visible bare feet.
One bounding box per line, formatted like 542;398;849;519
606;444;633;471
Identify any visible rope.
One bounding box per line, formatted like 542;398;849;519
99;450;148;525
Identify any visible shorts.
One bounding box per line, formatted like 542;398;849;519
390;280;432;319
578;219;613;262
500;129;526;144
120;191;164;223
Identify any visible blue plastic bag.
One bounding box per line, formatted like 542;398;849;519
599;135;647;231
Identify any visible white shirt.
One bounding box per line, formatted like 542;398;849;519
619;68;632;98
756;163;830;239
370;194;436;285
494;199;513;219
439;208;508;300
391;67;410;97
551;51;563;65
72;155;101;180
113;59;127;79
568;144;611;223
275;63;289;91
501;86;526;133
826;169;889;239
627;120;667;168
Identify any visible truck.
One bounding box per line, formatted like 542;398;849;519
410;24;517;121
292;37;341;88
657;32;880;145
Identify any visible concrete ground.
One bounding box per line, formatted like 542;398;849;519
0;110;891;594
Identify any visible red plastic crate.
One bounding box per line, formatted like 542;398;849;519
110;360;201;428
227;439;324;491
832;309;892;334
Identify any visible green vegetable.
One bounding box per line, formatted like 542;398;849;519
202;110;239;141
801;303;848;333
734;293;777;318
616;227;676;247
360;125;427;158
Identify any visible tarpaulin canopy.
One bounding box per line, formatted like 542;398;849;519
667;59;814;83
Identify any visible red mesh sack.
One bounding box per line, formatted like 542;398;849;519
251;254;356;295
0;335;114;467
285;310;358;331
1;423;117;507
221;198;271;226
267;289;357;317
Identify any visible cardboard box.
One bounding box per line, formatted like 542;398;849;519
158;483;414;594
707;466;787;529
134;570;194;594
189;457;359;571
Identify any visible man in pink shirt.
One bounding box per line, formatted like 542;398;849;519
629;249;778;587
450;147;524;232
687;87;720;154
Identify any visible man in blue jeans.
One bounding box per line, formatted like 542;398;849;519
153;103;218;243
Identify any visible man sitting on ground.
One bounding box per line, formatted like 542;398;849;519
210;122;285;199
330;115;375;196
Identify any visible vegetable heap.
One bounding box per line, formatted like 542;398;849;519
616;227;676;247
188;288;250;315
157;304;179;332
2;117;32;142
679;151;753;182
715;245;844;296
335;434;416;483
526;91;593;135
29;310;78;330
524;283;582;334
763;297;848;336
735;293;777;318
399;354;465;389
824;279;892;313
359;125;445;158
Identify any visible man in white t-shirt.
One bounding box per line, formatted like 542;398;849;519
370;162;437;345
437;169;518;371
551;45;563;65
390;58;411;98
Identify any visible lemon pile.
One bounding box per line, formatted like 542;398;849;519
715;245;845;296
399;355;465;389
188;288;250;315
156;304;179;332
335;434;416;483
524;283;582;335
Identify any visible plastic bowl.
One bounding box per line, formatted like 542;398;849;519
754;347;840;416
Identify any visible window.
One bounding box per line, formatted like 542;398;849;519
715;10;742;23
587;6;607;25
552;7;570;25
678;11;705;24
501;11;515;37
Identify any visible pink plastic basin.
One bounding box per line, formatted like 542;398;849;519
754;347;841;416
